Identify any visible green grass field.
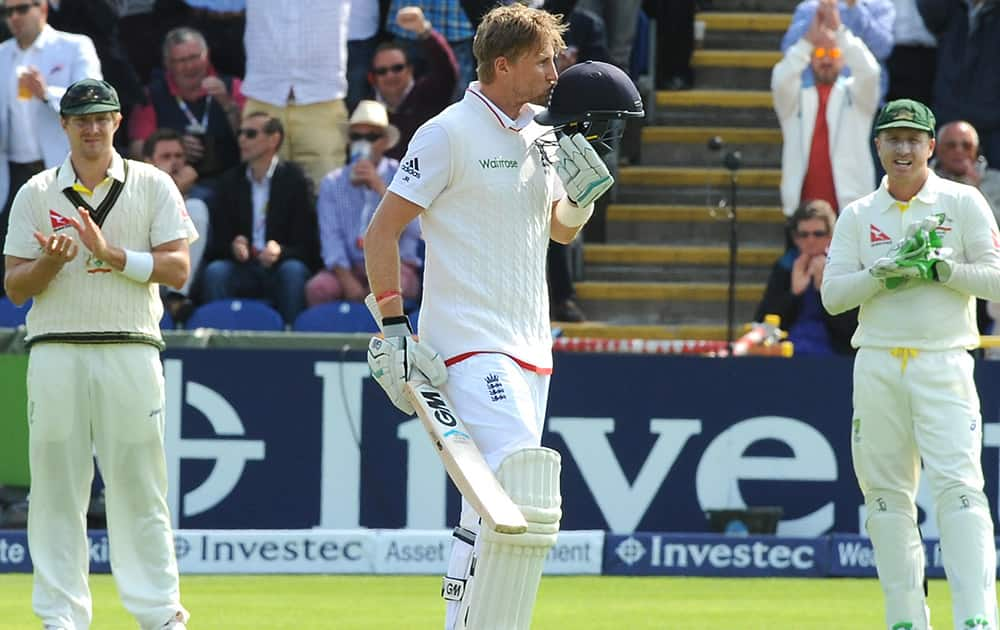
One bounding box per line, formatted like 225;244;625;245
0;574;981;629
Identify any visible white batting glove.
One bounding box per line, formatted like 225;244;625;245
368;316;448;415
555;133;614;207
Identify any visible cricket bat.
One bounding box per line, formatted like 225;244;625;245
364;294;528;535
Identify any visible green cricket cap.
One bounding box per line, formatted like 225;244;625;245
873;99;936;137
60;78;120;116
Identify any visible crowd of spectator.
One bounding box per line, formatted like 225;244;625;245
3;0;996;344
0;0;669;328
762;0;1000;354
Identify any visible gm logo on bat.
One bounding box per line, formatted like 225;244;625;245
419;389;458;427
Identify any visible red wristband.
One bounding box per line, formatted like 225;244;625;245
376;289;402;304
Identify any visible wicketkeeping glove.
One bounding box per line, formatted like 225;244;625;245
367;316;448;415
869;214;953;288
555;133;614;207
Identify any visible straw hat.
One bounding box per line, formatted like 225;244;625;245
349;100;400;150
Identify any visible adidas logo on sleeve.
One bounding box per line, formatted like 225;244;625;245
401;157;421;180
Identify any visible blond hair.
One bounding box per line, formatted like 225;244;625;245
473;4;567;84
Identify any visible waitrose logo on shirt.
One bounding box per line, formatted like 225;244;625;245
479;157;519;169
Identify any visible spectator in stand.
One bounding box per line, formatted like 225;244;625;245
386;0;474;102
919;0;1000;166
772;0;880;217
0;0;101;295
573;0;642;72
932;120;1000;336
201;112;320;325
128;26;243;193
371;5;458;161
241;0;349;191
781;0;894;102
306;100;421;307
347;0;386;113
153;0;246;79
755;200;858;355
45;0;144;137
143;128;210;322
885;0;936;103
644;0;695;90
933;121;1000;216
555;5;609;72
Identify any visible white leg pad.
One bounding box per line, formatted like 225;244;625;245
936;486;998;630
865;490;932;630
458;447;562;630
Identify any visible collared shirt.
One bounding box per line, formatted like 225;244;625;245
891;0;936;46
386;0;474;42
349;0;381;42
3;152;197;343
317;157;421;270
242;0;348;106
8;43;43;162
183;0;246;10
246;154;279;251
822;171;1000;350
386;81;562;371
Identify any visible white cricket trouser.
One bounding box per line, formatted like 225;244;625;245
26;344;186;630
853;347;997;629
439;353;550;630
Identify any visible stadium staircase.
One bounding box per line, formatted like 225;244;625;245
561;0;800;341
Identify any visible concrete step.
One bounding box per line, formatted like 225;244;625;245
555;321;730;341
614;166;782;205
654;90;777;127
582;244;779;283
640;126;782;167
692;50;779;91
698;12;790;50
574;281;764;326
605;203;786;244
700;0;800;12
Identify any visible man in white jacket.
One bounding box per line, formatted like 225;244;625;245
0;0;101;293
772;0;880;217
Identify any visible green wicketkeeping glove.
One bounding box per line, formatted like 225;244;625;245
871;214;952;288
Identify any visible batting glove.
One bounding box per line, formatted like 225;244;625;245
368;316;448;415
555;133;614;207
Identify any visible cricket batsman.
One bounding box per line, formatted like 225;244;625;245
3;79;194;629
363;5;640;628
823;98;1000;630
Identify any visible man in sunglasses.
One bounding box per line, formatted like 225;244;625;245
824;98;1000;630
369;6;459;161
933;121;1000;216
305;99;421;307
772;0;880;218
200;111;321;325
0;0;101;296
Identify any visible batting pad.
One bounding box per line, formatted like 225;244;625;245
936;487;999;630
865;491;931;630
460;447;562;630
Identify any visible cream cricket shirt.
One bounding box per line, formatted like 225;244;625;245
4;152;197;348
822;171;1000;350
387;82;562;371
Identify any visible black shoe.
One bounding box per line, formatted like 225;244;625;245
163;292;195;323
551;299;586;323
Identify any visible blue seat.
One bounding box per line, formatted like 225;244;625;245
160;308;175;331
0;297;30;327
292;300;379;333
185;299;285;332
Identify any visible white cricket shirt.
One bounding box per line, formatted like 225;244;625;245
386;82;562;371
822;171;1000;350
4;152;197;347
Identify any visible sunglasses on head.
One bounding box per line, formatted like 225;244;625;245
795;229;830;239
4;1;39;17
237;128;260;139
349;131;384;142
812;47;841;59
372;63;407;76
